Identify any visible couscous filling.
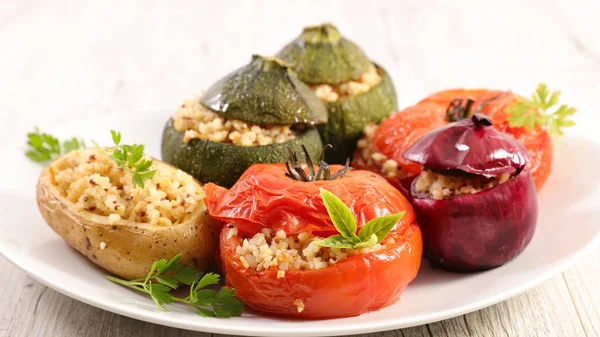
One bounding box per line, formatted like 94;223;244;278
356;123;408;179
173;96;296;145
311;64;382;102
50;148;204;226
414;169;511;200
230;227;391;272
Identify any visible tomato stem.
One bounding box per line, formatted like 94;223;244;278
445;98;475;122
285;145;350;182
445;93;507;122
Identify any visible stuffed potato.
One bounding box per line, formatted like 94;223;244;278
36;148;219;280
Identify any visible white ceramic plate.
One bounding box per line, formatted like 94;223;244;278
1;110;599;337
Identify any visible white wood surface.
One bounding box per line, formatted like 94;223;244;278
1;0;599;336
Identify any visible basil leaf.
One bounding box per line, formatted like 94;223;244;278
319;188;359;242
312;234;356;249
358;212;405;244
354;234;378;249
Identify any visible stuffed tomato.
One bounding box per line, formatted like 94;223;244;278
204;147;422;318
352;89;553;190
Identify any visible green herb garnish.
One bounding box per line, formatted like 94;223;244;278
506;83;577;138
108;130;156;188
106;254;244;318
313;188;404;249
25;128;156;188
25;127;85;163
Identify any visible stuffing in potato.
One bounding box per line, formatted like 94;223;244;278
36;148;219;280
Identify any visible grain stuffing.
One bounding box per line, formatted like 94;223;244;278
311;64;382;102
50;148;204;226
173;96;296;145
356;123;408;179
230;227;388;272
414;169;511;200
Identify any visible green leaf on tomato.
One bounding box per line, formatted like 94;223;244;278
319;188;359;243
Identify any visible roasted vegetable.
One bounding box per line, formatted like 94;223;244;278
161;55;326;187
201;55;327;126
353;88;557;190
277;23;398;163
161;119;323;187
36;148;219;280
400;114;538;272
204;147;422;318
218;220;421;318
276;23;371;85
404;113;529;177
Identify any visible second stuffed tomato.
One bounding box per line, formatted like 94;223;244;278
352;89;553;190
204;148;422;318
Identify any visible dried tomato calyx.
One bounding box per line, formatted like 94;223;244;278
285;145;351;181
445;92;507;122
446;98;475;122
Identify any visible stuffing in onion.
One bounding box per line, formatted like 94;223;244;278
400;111;538;272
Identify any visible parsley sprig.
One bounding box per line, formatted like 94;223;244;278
25;128;156;188
506;83;577;138
108;130;156;188
106;254;244;318
25;127;85;163
313;188;405;249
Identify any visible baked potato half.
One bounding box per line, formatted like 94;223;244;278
36;148;219;280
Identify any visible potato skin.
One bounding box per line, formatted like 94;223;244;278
36;163;220;280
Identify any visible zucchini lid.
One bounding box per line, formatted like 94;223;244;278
200;55;328;127
276;23;372;85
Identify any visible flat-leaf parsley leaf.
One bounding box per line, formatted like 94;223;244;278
506;83;577;138
25;127;85;163
107;130;156;188
106;254;244;318
25;129;156;188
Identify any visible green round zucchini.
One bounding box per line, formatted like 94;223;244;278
318;64;397;164
276;23;371;85
161;119;324;188
200;55;327;127
276;24;398;164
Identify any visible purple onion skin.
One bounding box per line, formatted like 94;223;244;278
402;114;529;178
398;168;538;272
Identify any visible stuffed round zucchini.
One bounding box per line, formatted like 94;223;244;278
276;23;398;163
161;55;327;188
205;147;422;318
36;148;219;280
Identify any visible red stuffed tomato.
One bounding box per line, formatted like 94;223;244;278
352;89;553;190
205;150;422;319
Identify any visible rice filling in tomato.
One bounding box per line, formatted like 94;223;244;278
354;123;412;180
228;226;389;271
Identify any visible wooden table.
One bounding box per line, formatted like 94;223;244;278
1;1;599;336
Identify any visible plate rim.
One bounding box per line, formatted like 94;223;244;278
2;233;598;337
